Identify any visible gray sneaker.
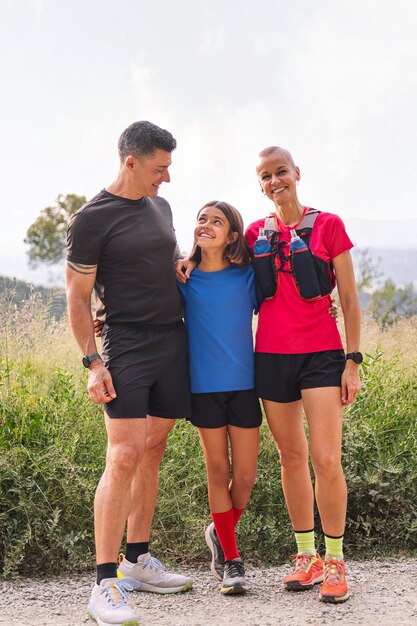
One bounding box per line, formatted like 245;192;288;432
117;552;193;594
204;522;225;581
87;578;139;626
221;558;248;595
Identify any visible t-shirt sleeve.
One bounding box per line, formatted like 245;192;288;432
66;210;103;265
311;213;353;262
245;265;261;314
245;219;264;252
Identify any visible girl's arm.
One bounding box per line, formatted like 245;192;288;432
332;250;362;406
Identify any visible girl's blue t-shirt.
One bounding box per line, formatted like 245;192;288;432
177;264;258;393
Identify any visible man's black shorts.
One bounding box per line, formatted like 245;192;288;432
190;389;262;429
255;350;346;403
101;321;191;419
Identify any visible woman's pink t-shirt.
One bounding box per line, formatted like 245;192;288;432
245;209;353;354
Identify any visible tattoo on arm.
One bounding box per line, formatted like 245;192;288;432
66;261;97;275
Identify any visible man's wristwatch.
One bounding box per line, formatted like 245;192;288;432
345;351;363;364
82;353;102;368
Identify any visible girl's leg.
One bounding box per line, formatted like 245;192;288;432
198;427;238;561
302;387;347;540
262;399;314;530
198;426;231;512
228;425;259;511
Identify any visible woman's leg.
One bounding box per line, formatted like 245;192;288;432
262;399;314;530
301;387;347;539
263;399;324;590
302;386;349;603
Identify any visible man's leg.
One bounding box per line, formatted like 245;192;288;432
117;415;193;593
127;415;174;544
94;414;147;566
87;415;146;626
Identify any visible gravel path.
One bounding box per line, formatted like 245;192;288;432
2;557;416;626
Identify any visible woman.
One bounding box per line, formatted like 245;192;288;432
246;146;361;603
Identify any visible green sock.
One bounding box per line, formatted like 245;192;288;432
294;529;316;555
325;534;344;560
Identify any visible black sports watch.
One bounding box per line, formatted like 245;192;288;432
345;351;363;364
82;352;102;368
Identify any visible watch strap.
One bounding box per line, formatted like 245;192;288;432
82;352;102;368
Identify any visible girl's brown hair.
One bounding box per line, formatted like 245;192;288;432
189;200;251;268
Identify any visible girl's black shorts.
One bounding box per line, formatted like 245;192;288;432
190;389;262;429
255;350;346;403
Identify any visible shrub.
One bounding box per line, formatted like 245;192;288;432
1;295;416;577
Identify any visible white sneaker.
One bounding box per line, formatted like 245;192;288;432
118;552;193;594
87;578;139;626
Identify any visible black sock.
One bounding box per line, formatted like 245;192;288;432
126;542;149;563
96;562;118;584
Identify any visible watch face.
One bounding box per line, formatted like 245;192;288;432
354;352;363;364
82;356;90;368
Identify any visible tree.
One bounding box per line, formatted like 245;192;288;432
354;248;382;292
368;279;417;325
24;194;87;267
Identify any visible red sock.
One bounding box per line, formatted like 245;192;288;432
211;509;239;561
233;507;244;527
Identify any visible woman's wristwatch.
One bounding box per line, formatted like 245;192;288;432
345;351;363;364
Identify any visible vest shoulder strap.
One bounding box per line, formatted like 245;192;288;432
263;208;320;233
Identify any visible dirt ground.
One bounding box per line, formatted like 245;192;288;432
2;557;416;626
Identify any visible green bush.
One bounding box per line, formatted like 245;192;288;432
1;295;417;577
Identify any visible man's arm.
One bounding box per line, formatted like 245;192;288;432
65;260;116;404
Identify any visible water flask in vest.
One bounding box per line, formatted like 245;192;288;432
253;228;276;299
290;229;321;299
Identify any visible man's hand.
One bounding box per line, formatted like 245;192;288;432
175;258;195;284
87;360;117;404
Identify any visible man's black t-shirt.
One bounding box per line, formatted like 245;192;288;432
66;189;183;324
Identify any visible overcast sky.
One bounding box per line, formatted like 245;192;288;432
1;0;416;284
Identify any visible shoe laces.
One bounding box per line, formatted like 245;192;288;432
289;553;316;573
142;555;167;573
225;559;245;577
101;580;133;608
324;559;345;586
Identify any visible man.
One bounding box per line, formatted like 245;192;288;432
66;121;192;626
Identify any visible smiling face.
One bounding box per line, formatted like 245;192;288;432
194;205;238;253
126;148;172;197
256;148;300;208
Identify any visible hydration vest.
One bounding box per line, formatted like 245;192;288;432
262;208;336;301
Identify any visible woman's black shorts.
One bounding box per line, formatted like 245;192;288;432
255;350;346;403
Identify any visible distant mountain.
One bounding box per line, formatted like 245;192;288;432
0;276;66;318
351;248;417;288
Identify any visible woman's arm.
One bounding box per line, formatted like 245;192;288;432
333;250;362;406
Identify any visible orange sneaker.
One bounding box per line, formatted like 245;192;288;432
319;555;349;603
283;553;324;590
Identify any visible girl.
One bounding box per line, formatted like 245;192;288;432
177;200;262;596
246;146;361;603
